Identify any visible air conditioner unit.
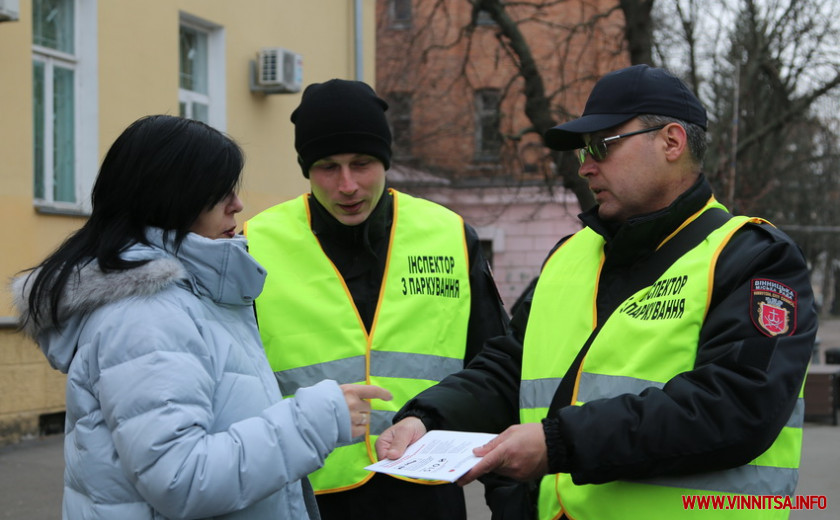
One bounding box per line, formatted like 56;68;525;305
0;0;20;22
256;48;302;93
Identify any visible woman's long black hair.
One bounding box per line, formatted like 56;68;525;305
23;115;244;329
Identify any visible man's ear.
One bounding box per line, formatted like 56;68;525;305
662;123;688;162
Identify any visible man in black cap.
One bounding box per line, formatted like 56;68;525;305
244;79;513;520
377;65;817;519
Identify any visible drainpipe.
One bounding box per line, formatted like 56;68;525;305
354;0;363;80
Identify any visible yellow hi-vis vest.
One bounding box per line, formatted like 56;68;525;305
244;189;471;493
520;199;803;520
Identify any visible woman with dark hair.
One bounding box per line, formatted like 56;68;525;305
12;115;390;520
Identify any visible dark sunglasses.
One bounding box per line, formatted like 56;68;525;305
576;125;666;164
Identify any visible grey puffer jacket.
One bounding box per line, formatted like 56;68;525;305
12;228;351;520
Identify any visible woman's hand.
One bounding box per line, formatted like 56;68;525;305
340;384;393;438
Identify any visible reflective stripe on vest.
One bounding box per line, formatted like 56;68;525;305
521;372;805;429
519;200;802;520
245;189;471;492
272;352;463;397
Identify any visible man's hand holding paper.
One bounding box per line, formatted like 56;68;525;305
455;423;548;485
369;425;498;483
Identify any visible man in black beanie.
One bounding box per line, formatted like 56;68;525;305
244;79;513;520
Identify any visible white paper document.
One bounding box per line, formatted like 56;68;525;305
365;430;497;482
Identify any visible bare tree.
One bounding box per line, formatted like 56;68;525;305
378;0;840;219
654;0;840;312
654;0;840;214
377;0;633;212
618;0;655;65
378;0;840;310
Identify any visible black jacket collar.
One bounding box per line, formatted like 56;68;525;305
308;187;392;249
579;174;712;265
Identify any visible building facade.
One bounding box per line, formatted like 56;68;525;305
0;0;378;446
376;0;628;308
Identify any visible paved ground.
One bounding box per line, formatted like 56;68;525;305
2;424;835;519
2;319;839;519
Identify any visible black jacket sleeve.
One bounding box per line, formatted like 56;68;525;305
544;223;817;484
395;292;527;435
395;295;530;520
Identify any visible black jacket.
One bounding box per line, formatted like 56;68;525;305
397;175;817;488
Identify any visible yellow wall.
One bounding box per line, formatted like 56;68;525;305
0;0;378;445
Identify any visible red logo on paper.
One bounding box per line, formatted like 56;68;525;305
750;279;796;337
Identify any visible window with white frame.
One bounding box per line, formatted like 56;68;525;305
32;0;97;211
179;14;225;129
475;88;502;159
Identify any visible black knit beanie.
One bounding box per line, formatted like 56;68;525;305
291;79;392;178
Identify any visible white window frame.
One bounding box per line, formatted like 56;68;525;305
32;0;98;215
179;13;226;131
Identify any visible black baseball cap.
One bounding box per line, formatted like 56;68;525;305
545;64;707;151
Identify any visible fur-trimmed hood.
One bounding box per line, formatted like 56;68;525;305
13;256;186;338
11;228;266;372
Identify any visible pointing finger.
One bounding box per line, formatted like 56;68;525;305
351;384;393;402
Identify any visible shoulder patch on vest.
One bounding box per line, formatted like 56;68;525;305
750;279;797;337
